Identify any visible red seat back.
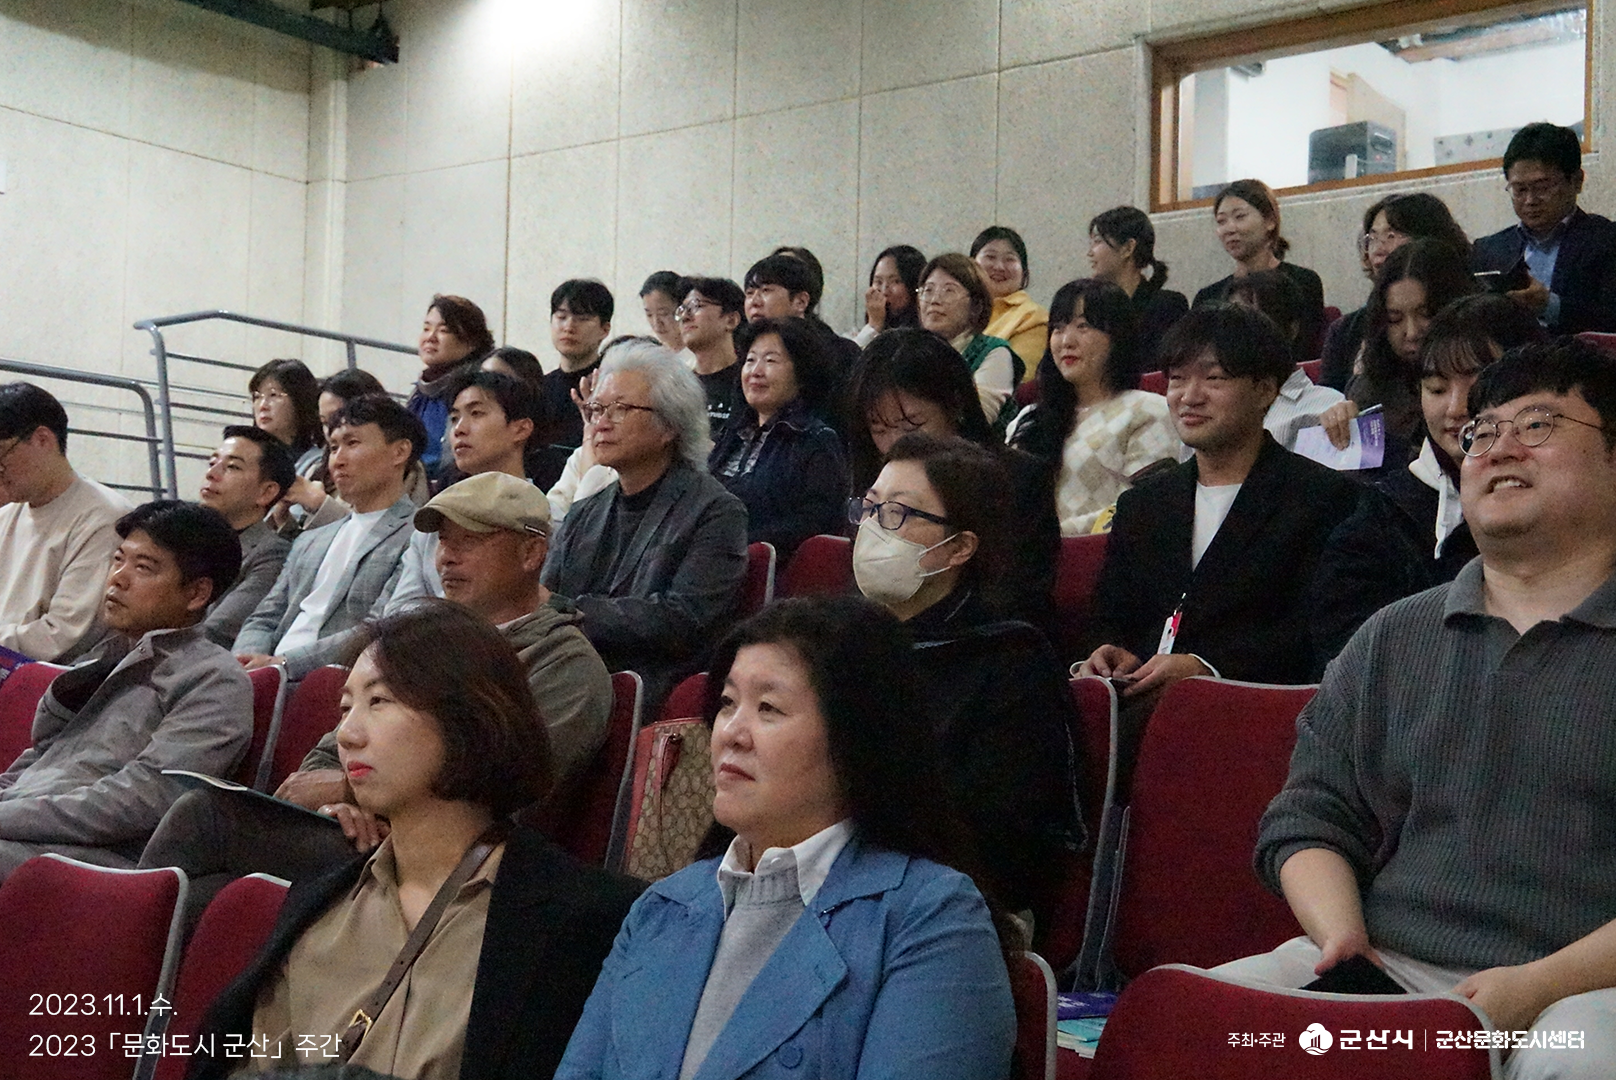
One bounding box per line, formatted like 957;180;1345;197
152;875;288;1080
1299;359;1323;383
235;665;286;791
1015;380;1041;408
0;856;185;1080
1138;370;1167;395
1578;331;1616;357
1091;964;1496;1079
1010;952;1057;1080
1110;678;1315;978
1054;534;1109;663
532;670;642;870
0;663;65;770
741;542;776;618
265;665;348;792
778;535;853;599
661;672;708;724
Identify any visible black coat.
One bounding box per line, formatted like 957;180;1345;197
1086;434;1358;685
1194;263;1328;360
1133;284;1189;370
708;399;849;560
1472;207;1616;334
186;826;644;1080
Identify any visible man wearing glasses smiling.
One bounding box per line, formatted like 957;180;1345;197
1227;339;1616;1071
0;382;131;663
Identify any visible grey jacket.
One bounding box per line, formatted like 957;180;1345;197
0;626;251;857
201;519;292;649
234;495;416;679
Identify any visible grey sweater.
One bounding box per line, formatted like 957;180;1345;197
1257;559;1616;970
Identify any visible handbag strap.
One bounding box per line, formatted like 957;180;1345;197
340;826;504;1060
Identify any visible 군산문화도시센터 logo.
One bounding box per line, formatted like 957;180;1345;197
1300;1023;1334;1055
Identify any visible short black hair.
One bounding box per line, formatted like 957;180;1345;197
550;279;615;323
327;394;429;467
0;382;69;454
319;368;387;406
770;246;826;310
1226;270;1306;353
445;368;539;427
744;254;818;306
1159;302;1294;387
734;317;840;418
969;226;1030;288
639;270;683;300
1502;122;1583;180
680;275;746;317
220;424;297;504
483;346;546;396
884;433;1012;602
1469;338;1616;451
115;500;242;602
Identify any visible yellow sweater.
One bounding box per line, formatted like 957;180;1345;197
987;291;1049;381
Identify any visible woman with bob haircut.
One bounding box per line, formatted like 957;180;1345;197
1193;179;1327;359
1009;279;1181;535
846;328;1060;633
707;317;848;559
407;294;497;481
249;358;324;476
850;434;1084;925
918;252;1022;432
556;594;1017;1080
849;244;927;348
971;225;1049;375
1086;206;1189;368
190;601;643;1080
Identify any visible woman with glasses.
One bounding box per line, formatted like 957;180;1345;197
1319;193;1471;391
1086;207;1189;369
917;253;1021;432
849;433;1084;931
249;358;324;477
706;318;848;559
1007;279;1180;535
849;244;927;348
1312;293;1546;661
971;226;1049;377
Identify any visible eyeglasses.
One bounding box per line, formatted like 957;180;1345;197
917;283;965;303
250;389;288;405
1358;229;1406;255
1459;404;1604;457
847;497;950;530
674;299;715;322
1505;179;1566;201
581;401;657;425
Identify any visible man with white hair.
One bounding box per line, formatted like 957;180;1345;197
542;341;748;703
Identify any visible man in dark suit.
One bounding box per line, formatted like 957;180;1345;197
1471;122;1616;335
1078;304;1358;696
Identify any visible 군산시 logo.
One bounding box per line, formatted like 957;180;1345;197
1300;1023;1334;1055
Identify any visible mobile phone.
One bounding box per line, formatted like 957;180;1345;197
1476;260;1531;294
1303;954;1406;995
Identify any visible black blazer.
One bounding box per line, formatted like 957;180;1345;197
1086;434;1358;685
187;826;644;1080
1472;207;1616;334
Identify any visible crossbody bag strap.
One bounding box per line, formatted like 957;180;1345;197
339;826;505;1061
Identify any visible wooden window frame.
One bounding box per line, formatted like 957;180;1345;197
1149;0;1595;210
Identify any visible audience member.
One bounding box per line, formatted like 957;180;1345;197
1078;304;1357;693
742;251;861;372
0;501;248;878
1087;206;1189;369
554;595;1016;1080
1320;192;1471;389
390;369;537;605
249;358;325;477
972;226;1049;375
531;279;614;489
189;602;643;1080
541;342;747;703
1193;179;1327;359
918;252;1021;431
197;425;296;648
234;395;426;679
479;346;552;481
1008;278;1180;535
406;294;496;482
1472;121;1616;334
639;269;686;353
1321;238;1479;461
849;244;925;348
1225;339;1616;1078
852;435;1083;921
1224;271;1348;450
849;328;1060;632
677;275;746;431
0;382;131;662
1311;293;1547;660
708;317;847;558
317;368;386;429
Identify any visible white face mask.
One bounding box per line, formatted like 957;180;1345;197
853;517;958;606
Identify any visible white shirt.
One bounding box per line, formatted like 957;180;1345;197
1407;439;1465;558
1192;482;1242;568
275;507;387;655
1264;368;1346;450
715;819;855;917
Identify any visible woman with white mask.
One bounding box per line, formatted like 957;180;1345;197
848;433;1084;934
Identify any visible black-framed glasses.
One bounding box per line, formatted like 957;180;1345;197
581;401;657;425
1460;404;1604;457
847;497;950;531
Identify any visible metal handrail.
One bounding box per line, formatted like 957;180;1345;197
0;358;165;500
133;310;417;496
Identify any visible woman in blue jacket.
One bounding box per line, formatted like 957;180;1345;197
556;595;1017;1080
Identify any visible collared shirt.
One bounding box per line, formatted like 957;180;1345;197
1407;439;1464;558
716;819;854;917
1520;210;1575;326
1264;368;1347;451
248;837;504;1079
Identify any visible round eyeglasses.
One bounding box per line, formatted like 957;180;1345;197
1459;404;1604;457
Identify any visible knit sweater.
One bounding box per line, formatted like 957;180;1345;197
1257;559;1616;970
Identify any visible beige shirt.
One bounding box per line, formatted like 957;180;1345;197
246;838;504;1079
